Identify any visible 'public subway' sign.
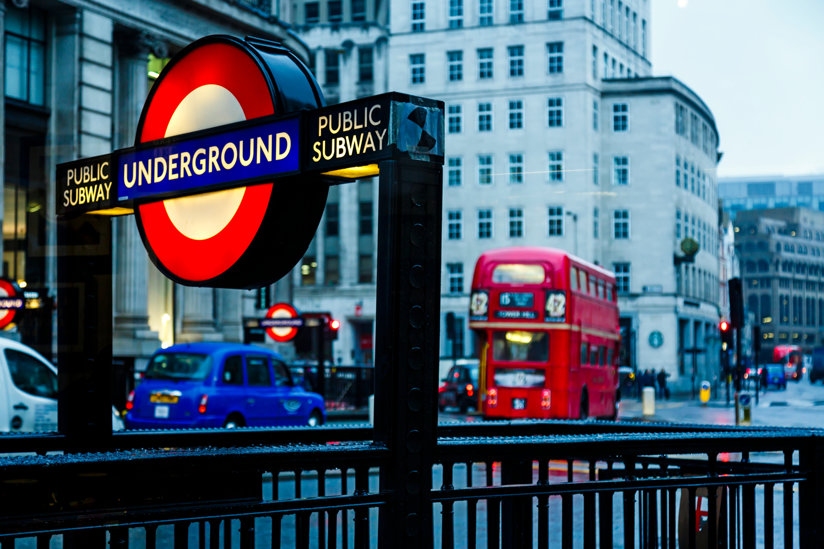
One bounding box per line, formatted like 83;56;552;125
56;35;443;289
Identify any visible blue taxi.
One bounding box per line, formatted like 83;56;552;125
124;343;325;429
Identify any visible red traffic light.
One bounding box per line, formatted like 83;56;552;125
719;320;729;332
329;319;341;331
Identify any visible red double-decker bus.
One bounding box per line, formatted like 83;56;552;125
469;247;620;420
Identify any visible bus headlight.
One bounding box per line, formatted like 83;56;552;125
541;389;551;410
486;387;498;408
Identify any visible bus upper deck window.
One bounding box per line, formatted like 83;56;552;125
492;264;545;284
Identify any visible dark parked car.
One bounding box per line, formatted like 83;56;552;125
763;363;786;390
810;348;824;384
125;343;325;429
438;364;480;413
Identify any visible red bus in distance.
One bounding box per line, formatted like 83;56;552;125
469;247;620;420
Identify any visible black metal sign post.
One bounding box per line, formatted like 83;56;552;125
374;158;442;547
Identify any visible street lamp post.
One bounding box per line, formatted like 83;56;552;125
566;211;578;256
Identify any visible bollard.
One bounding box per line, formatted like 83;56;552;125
368;394;374;425
642;387;655;416
739;393;752;425
699;380;711;404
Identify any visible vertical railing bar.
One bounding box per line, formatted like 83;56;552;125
623;458;635;549
467;461;477;549
296;512;310;549
354;465;369;549
318;469;327;549
239;517;254;549
341;468;349;549
583;491;596;549
223;519;232;549
146;524;158;549
36;533;51;549
175;521;189;549
562;492;573;549
742;481;755;547
537;459;549;549
295;469;303;500
440;461;454;549
784;451;794;549
708;485;718;549
208;519;221;549
598;489;614;549
567;459;573;483
687;487;697;549
764;482;774;549
659;483;667;548
486;462;499;549
199;520;207;549
327;509;338;549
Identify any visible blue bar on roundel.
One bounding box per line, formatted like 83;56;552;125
117;116;300;203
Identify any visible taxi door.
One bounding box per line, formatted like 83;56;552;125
1;348;58;432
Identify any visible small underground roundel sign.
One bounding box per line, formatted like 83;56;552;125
133;35;328;289
264;303;302;342
0;280;21;330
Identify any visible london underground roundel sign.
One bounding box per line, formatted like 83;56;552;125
134;35;328;289
265;303;300;342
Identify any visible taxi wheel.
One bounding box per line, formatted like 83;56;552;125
307;410;323;427
223;414;245;429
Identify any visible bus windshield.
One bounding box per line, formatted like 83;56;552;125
491;264;545;284
492;331;549;362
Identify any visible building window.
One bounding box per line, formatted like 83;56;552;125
325;203;339;237
612;156;629;185
478;48;493;79
614;262;630;293
449;0;464;28
690;113;699;145
324;49;340;85
325;255;340;286
478;102;492;132
612;103;628;131
676;210;681;238
447;50;463;82
359;200;373;235
675;103;687;136
548;151;564;183
447;210;462;240
352;0;367;21
510;0;524;23
548;206;564;236
509;154;524;184
593;153;599;185
508;45;524;77
547;42;564;74
613;209;630;239
410;53;425;84
509;208;524;238
593;100;599;130
301;256;317;286
412;0;426;31
448;104;462;133
593;207;600;238
478;209;493;239
508;100;523;129
480;0;494;25
547;97;563;127
478;155;493;185
675;155;681;187
592;45;598;80
358;254;373;283
448;157;462;186
304;2;320;23
358;47;374;83
548;0;563;20
447;263;464;293
328;0;343;22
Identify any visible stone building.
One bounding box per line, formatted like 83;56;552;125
733;207;824;358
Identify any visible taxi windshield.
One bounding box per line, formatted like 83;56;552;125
144;353;212;381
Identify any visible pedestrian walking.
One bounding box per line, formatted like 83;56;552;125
657;369;669;400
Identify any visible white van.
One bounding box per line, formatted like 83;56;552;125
0;338;58;432
0;338;124;432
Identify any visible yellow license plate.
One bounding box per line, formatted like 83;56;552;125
150;393;179;404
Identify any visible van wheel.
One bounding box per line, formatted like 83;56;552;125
579;391;589;420
307;410;323;427
223;414;245;429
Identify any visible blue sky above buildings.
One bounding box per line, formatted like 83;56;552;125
651;0;824;178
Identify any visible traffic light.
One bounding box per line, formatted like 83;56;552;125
325;317;340;340
728;278;743;329
720;320;732;351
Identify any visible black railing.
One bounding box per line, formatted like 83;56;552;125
0;422;821;548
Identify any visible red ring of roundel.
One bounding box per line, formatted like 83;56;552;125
137;42;275;282
0;279;16;329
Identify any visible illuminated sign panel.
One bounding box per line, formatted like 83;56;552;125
56;154;119;216
119;116;299;203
